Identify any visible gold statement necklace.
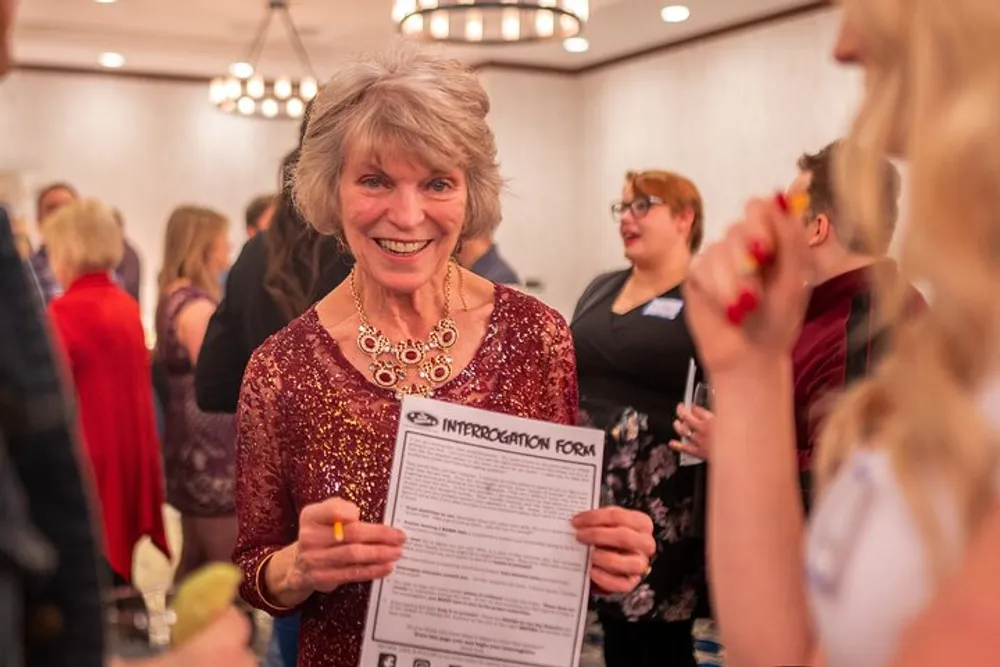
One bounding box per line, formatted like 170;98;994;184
351;260;461;399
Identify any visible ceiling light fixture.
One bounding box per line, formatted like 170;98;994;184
391;1;589;45
562;36;589;53
98;52;125;68
209;0;318;120
94;0;118;4
660;5;691;23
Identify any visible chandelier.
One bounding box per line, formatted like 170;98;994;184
209;0;318;119
391;1;590;44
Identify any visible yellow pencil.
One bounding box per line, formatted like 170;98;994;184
333;521;345;542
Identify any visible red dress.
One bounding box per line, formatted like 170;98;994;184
48;272;170;581
235;285;578;667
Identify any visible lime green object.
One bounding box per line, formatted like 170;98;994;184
170;563;243;646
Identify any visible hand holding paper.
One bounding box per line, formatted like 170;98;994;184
573;506;656;593
292;497;406;594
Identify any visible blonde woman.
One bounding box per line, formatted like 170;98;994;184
682;2;1000;667
44;199;170;587
155;205;236;581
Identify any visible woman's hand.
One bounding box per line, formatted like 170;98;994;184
683;195;812;375
573;507;656;593
289;498;406;594
670;403;714;461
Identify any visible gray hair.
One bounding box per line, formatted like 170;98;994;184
293;43;503;247
43;199;123;275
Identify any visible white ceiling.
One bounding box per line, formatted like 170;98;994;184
14;0;819;78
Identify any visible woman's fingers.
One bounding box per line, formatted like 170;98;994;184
310;544;403;569
590;546;649;578
575;526;656;558
590;566;641;595
573;506;654;535
669;439;709;460
302;497;361;526
309;562;396;593
341;522;406;546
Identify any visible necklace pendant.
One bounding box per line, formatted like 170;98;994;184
371;360;402;389
394;339;426;367
430;318;459;350
358;325;388;357
422;353;453;386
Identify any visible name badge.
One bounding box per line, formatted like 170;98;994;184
642;297;684;320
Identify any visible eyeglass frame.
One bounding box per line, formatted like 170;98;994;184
610;195;665;222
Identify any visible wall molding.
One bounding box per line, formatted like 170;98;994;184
14;1;831;84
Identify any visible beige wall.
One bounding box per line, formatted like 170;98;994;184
0;7;871;322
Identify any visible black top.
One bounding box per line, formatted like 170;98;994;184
571;269;708;624
194;232;353;414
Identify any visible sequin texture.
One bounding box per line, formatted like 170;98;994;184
233;285;578;667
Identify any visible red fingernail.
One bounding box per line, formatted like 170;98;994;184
747;239;775;266
738;288;759;312
775;192;790;213
726;302;747;326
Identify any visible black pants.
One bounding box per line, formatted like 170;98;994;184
599;616;696;667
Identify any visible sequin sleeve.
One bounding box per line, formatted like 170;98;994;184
540;308;579;426
233;348;299;615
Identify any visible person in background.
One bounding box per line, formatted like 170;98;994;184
197;148;353;667
28;181;77;303
196;150;352;414
570;169;707;667
684;2;1000;666
112;208;143;305
233;45;654;667
43;199;170;588
155;205;237;582
673;140;917;513
0;0;254;664
456;229;520;284
245;193;276;239
2;202;32;259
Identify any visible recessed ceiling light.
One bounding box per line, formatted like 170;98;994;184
94;0;118;4
98;52;125;68
661;5;691;23
563;37;589;53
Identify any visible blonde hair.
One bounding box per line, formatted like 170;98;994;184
294;42;503;249
42;199;123;278
157;205;228;302
818;0;1000;577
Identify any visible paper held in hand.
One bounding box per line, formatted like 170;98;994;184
358;395;605;667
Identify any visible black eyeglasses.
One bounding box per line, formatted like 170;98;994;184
610;195;664;222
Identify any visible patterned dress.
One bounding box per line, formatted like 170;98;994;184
155;286;236;517
234;285;578;667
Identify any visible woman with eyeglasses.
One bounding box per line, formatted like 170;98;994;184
570;170;708;667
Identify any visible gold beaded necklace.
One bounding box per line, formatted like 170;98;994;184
350;260;461;399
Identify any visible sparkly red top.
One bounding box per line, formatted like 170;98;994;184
234;285;578;667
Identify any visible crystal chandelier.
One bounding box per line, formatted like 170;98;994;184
391;1;590;44
209;0;318;119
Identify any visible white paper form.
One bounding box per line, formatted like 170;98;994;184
359;395;606;667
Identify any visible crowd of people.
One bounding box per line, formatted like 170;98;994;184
1;0;999;667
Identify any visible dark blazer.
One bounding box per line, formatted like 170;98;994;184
0;208;106;667
195;232;353;414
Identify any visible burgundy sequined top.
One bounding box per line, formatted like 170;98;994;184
234;285;578;667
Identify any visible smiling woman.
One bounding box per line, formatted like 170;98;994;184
233;43;657;667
